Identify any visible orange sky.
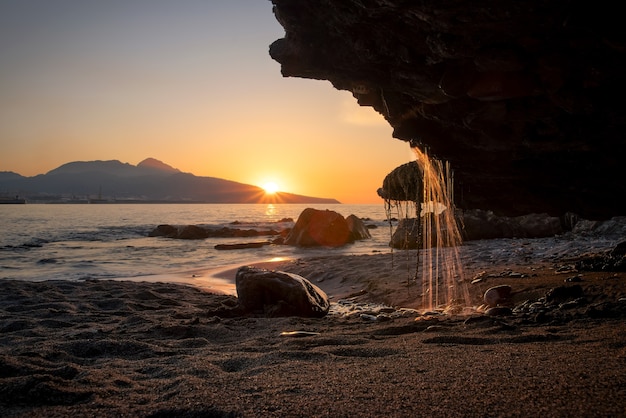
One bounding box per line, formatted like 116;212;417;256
0;1;414;203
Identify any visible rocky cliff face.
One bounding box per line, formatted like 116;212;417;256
269;0;625;219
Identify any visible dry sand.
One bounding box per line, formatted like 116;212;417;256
1;236;625;417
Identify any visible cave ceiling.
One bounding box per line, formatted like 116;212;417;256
269;0;626;219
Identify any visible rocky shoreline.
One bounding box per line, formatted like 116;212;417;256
1;229;625;417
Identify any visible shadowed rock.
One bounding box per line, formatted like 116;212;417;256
377;162;422;202
346;214;371;240
235;266;330;317
484;285;513;307
270;0;626;219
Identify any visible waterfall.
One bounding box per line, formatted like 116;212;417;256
383;146;471;313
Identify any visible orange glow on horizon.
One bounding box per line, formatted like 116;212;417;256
0;2;417;205
261;181;279;194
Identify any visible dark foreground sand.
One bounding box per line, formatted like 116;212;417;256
1;238;625;417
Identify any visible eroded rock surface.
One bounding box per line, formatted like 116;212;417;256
269;0;626;219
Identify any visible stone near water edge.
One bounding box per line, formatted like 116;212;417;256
178;225;209;240
285;208;368;247
235;266;330;317
345;214;371;240
148;224;282;240
148;224;179;238
214;242;269;250
389;218;420;250
484;285;513;307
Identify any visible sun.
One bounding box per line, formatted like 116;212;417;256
262;182;279;194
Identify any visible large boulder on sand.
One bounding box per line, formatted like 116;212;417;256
285;208;356;247
235;266;330;317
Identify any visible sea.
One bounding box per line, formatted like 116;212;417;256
0;203;394;285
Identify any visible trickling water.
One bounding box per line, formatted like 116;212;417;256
384;147;471;313
413;147;471;312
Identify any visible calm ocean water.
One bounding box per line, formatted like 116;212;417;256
0;203;393;283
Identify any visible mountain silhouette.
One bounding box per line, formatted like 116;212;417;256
0;158;340;204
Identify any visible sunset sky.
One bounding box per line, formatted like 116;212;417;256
0;0;414;203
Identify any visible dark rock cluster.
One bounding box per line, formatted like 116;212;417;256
575;240;626;272
269;0;626;219
148;224;280;240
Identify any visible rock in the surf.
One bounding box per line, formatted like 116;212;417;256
346;214;371;240
235;266;330;317
285;208;352;247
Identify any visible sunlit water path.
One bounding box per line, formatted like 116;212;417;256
0;203;393;284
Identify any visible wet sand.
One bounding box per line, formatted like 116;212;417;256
1;237;625;417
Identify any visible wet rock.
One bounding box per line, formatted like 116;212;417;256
148;224;178;238
214;242;270;250
178;225;209;240
345;214;371;241
148;224;281;240
389;218;420;249
483;285;513;307
377;162;422;202
235;266;330;317
285;208;356;247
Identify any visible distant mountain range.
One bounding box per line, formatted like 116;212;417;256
0;158;340;204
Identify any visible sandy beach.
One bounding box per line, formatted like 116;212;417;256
1;235;625;417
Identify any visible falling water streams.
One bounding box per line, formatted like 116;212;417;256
385;146;472;313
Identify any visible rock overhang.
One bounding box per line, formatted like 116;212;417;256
268;0;626;219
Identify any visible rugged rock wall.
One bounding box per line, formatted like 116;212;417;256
269;0;626;219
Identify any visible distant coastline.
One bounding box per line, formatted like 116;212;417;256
0;157;340;205
8;199;344;205
0;196;26;204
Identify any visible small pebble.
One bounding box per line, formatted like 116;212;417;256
280;331;320;338
484;285;513;307
424;325;447;332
